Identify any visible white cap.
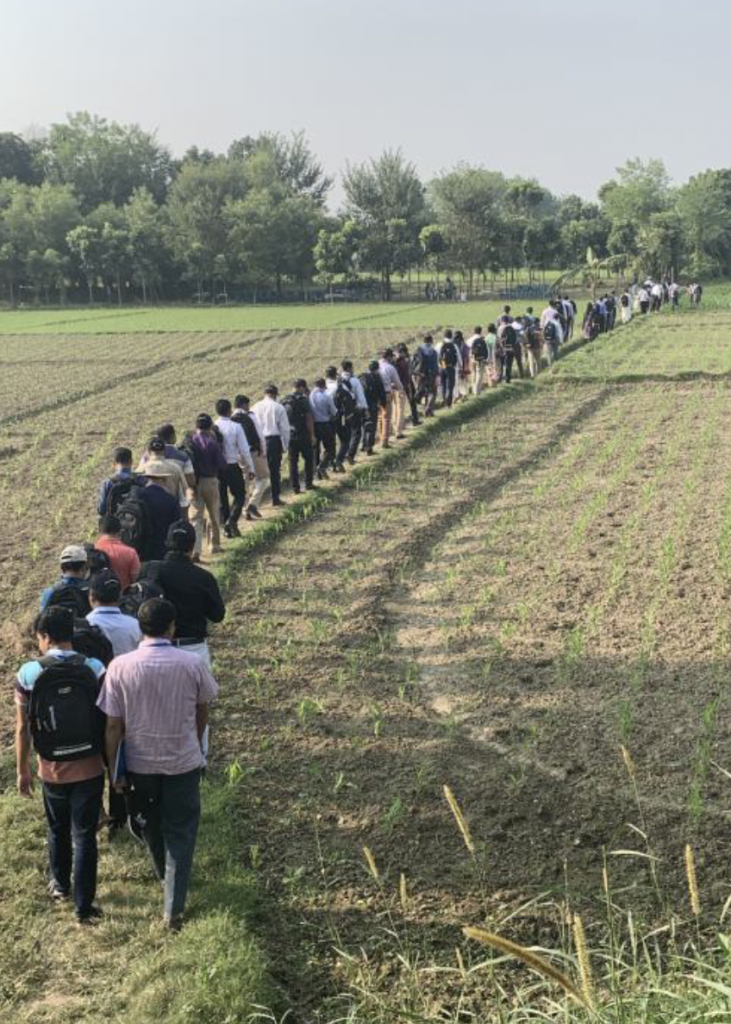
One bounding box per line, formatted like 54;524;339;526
60;544;87;564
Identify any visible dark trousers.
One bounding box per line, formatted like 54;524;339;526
362;406;379;451
42;774;104;916
335;418;351;465
218;463;245;526
314;421;336;470
347;410;363;460
129;768;201;921
504;348;524;383
289;436;314;491
441;366;456;406
407;388;420;425
265;436;284;503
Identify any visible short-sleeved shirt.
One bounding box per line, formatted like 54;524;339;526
16;649;106;784
87;607;142;657
97;638;219;775
95;534;140;590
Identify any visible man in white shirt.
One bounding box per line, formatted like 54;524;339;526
309;378;337;477
87;571;141;657
251;385;291;507
337;360;369;467
378;348;404;449
232;395;269;519
214;398;255;538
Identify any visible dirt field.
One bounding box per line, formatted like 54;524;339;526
2;307;731;1021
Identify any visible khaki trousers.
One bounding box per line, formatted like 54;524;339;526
247;451;270;509
192;476;221;555
379;393;394;447
471;361;486;394
394;390;407;436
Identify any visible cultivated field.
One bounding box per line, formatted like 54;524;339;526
2;300;731;1023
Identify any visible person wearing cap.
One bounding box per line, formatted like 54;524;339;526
189;414;226;556
359;360;387;455
251;385;290;507
232;395;269;520
94;514;140;591
139;425;196;489
40;545;91;615
309;377;337;477
214;398;255;539
98;597;219;931
377;348;404;449
137;463;182;561
137;438;189;513
284;379;316;494
87;571;141;658
137;522;225;667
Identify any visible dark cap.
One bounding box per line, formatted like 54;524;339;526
148;437;165;453
166;520;196;552
196;413;213;430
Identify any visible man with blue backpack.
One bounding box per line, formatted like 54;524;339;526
41;545;91;616
15;605;106;925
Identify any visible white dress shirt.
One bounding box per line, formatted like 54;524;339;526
215;416;254;473
251;397;291;449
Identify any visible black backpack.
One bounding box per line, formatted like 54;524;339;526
29;654;104;762
499;324;517;350
410;348;426;375
119;569;165;618
543;320;557;343
471;337;488;362
334;378;357;420
84;544;112;575
73;619;114;666
621;294;630;307
46;581;91;618
441;341;458;368
283;393;310;438
118;491;151;556
106;473;146;516
232;411;262;454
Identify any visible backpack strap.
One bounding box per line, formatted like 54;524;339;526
37;652;87;669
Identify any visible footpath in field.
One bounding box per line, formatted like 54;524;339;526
5;307;731;1022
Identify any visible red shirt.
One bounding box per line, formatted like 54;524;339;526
95;535;140;590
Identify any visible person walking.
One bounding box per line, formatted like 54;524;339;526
359;361;387;455
41;545;91;615
251;385;291;507
15;606;106;925
467;327;488;394
378;348;404;448
309;377;338;477
439;330;460;407
137;521;225;668
97;447;145;518
188;414;226;557
414;335;439;414
214;399;255;539
87;571;141;657
394;344;420;428
339;360;370;462
136;462;182;561
94;515;140;590
232;395;269;519
284;379;317;493
137;437;189;514
99;597;218;931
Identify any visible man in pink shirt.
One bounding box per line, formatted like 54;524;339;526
98;597;218;930
94;514;140;590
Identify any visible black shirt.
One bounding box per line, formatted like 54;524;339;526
139;552;225;641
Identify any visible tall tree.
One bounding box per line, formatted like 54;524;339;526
430;166;507;291
45;112;173;210
343;151;425;299
228;131;332;205
0;133;41;184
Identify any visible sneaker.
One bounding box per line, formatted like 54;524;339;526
305;483;318;491
245;510;255;521
164;914;184;933
48;880;69;902
396;433;406;439
229;523;242;538
248;504;262;519
366;449;375;457
222;525;233;539
347;455;356;466
272;499;287;507
76;906;104;926
333;463;346;474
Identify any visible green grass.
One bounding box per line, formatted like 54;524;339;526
0;299;538;334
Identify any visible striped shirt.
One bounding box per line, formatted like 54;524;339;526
97;638;219;775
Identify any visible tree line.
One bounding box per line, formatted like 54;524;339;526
0;112;729;305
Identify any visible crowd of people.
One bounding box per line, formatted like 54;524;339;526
14;283;699;930
581;278;702;339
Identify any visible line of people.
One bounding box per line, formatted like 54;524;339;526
12;310;587;933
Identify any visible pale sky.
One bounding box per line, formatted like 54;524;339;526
2;0;728;205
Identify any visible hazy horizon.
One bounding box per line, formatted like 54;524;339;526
2;0;729;205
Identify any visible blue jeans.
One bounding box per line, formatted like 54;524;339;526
129;768;201;921
440;366;456;406
42;774;104;916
